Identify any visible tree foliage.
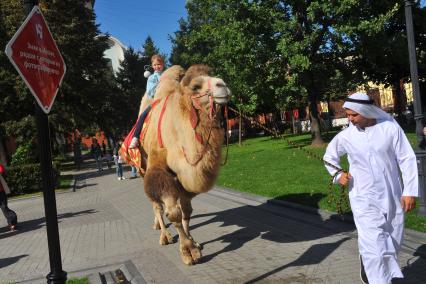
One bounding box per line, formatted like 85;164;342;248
1;0;115;157
171;0;425;145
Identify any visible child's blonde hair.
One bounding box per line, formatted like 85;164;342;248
151;54;164;64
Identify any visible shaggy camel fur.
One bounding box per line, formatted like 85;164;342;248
138;64;230;265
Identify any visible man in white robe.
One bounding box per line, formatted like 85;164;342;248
323;92;418;284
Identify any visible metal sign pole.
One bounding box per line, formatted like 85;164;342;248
23;1;67;283
404;0;426;216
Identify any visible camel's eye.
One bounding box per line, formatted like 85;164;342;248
191;84;201;91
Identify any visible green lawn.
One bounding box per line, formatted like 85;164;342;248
66;278;88;284
217;132;426;232
57;174;73;190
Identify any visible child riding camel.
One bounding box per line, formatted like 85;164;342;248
129;54;165;149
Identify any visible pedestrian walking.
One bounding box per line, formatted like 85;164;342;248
113;143;124;180
0;163;17;231
91;139;103;171
130;166;137;179
323;92;418;284
73;137;82;170
102;140;106;154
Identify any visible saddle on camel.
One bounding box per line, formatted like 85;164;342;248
120;64;231;265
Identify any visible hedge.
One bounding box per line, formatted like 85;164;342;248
3;162;60;196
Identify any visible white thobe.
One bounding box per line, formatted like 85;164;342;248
323;119;418;284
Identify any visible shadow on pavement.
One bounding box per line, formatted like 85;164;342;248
274;192;328;208
401;244;426;283
245;237;351;283
0;254;29;269
191;193;354;266
0;209;96;240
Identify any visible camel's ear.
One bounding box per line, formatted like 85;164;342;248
181;64;211;87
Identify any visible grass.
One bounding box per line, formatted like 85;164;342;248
57;174;73;190
66;278;89;284
217;131;426;233
1;277;88;284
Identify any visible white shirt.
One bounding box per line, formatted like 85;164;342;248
324;119;418;209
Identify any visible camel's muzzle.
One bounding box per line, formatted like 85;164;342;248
212;80;231;105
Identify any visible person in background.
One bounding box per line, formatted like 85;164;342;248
91;139;103;172
0;163;17;231
102;140;106;155
130;166;137;179
73;137;82;170
113;142;125;180
129;54;165;149
323;92;418;284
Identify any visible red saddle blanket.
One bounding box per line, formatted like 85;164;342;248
119;100;160;174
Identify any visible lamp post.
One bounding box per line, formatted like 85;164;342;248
404;0;426;215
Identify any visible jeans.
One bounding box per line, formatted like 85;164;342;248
131;166;137;178
0;191;17;226
94;155;103;171
116;162;123;178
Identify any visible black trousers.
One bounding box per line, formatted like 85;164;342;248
0;191;17;226
132;105;152;139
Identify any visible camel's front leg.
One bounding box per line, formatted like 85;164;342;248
153;216;160;230
164;197;202;265
180;193;202;249
152;204;161;230
152;202;173;245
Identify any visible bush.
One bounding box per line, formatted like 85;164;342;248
4;163;60;196
10;142;38;165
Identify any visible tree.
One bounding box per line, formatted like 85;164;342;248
170;0;289;116
170;0;362;145
0;0;39;162
114;47;146;138
347;1;426;122
39;1;113;142
1;0;116;157
141;36;160;59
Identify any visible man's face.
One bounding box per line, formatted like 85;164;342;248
345;109;370;128
152;59;164;72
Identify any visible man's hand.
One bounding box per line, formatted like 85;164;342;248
401;196;416;212
338;172;351;186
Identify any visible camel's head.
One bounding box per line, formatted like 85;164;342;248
181;65;231;106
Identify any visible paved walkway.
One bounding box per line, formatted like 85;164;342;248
0;159;425;283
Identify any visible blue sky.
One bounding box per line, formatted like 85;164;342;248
94;0;187;56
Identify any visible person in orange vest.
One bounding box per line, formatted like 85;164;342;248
0;164;18;231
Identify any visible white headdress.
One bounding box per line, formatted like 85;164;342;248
343;92;392;121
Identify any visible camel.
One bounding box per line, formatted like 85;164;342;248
125;64;230;265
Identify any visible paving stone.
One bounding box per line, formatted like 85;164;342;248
0;162;425;283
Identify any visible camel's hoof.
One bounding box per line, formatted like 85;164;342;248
180;239;202;265
159;231;174;245
188;236;203;250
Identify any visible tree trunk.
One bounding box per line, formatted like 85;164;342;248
393;79;407;127
238;113;242;147
292;113;296;134
0;137;8;165
308;90;325;146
